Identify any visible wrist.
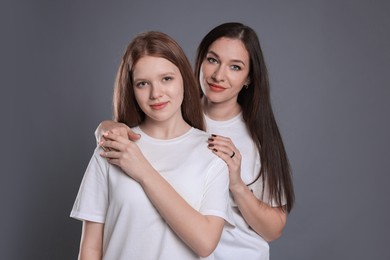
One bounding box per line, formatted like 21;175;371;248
138;166;159;187
229;179;247;195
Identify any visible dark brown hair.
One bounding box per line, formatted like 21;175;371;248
195;23;294;212
114;31;204;130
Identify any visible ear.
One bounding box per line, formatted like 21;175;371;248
245;77;251;85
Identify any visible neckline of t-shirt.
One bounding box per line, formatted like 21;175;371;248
133;126;194;144
204;111;242;126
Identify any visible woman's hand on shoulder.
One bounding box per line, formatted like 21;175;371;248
99;132;152;183
94;120;140;147
207;134;242;188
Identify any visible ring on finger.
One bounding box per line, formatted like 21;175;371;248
230;151;235;158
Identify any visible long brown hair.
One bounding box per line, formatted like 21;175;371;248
195;23;294;212
114;31;204;130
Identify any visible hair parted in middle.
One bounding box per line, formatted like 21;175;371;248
113;31;205;131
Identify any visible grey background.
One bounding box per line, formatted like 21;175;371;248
1;0;389;259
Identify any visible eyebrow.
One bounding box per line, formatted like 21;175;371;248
207;50;246;66
133;71;176;81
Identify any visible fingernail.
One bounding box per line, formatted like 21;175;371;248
211;134;217;137
208;138;214;142
208;144;214;147
213;148;218;152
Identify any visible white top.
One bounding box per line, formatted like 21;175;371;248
205;113;278;260
70;127;233;260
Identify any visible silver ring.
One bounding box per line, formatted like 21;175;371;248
230;151;235;158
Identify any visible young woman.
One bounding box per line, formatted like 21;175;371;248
71;31;233;260
96;22;295;259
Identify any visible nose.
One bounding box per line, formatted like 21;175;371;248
211;65;225;82
150;83;163;100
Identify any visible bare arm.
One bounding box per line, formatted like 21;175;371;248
100;132;225;257
94;120;140;145
208;134;286;241
78;221;104;260
229;181;286;241
138;166;225;257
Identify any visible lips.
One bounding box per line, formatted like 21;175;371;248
208;83;225;92
150;102;168;110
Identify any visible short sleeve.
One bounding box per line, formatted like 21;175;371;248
199;159;235;227
70;147;109;223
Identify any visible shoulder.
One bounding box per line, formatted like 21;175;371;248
180;127;211;145
186;128;227;170
87;146;111;176
91;146;107;162
189;127;209;137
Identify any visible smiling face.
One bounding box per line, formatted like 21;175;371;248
199;37;250;106
132;55;184;125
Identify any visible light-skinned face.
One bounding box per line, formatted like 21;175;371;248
133;56;184;126
200;37;250;107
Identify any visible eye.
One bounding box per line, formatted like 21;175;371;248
230;65;241;71
162;76;173;82
135;81;148;88
206;57;218;64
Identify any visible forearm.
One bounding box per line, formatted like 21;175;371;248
79;249;102;260
79;221;103;260
140;167;224;257
230;181;286;242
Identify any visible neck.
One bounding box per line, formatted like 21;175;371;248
140;118;191;139
202;96;241;121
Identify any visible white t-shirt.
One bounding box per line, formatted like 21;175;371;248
70;127;233;260
205;113;276;260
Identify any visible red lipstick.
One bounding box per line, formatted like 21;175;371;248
209;83;225;92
